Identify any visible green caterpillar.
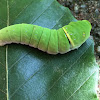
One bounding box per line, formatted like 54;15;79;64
0;20;92;54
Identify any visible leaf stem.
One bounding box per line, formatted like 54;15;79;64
6;0;9;100
7;0;9;26
6;45;9;100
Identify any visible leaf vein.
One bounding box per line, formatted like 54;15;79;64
51;11;66;29
66;70;97;100
0;62;5;67
11;0;54;24
10;0;35;24
0;19;6;24
37;42;92;100
8;50;32;71
31;1;54;24
0;88;6;94
10;61;49;98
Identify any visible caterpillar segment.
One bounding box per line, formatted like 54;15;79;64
57;28;70;54
38;28;51;52
21;24;34;45
47;29;58;54
0;27;11;46
0;20;92;54
0;24;21;46
29;25;44;48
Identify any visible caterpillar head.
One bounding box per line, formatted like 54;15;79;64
63;20;92;49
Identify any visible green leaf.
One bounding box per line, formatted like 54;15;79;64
0;0;99;100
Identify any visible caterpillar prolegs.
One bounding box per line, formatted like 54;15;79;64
0;20;92;54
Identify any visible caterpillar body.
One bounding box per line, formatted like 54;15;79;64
0;20;92;54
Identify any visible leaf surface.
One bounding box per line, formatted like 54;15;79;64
0;0;99;100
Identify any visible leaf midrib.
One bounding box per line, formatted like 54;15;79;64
6;45;9;100
6;0;9;100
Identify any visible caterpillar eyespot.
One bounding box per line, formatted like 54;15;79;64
83;32;86;37
0;20;92;54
